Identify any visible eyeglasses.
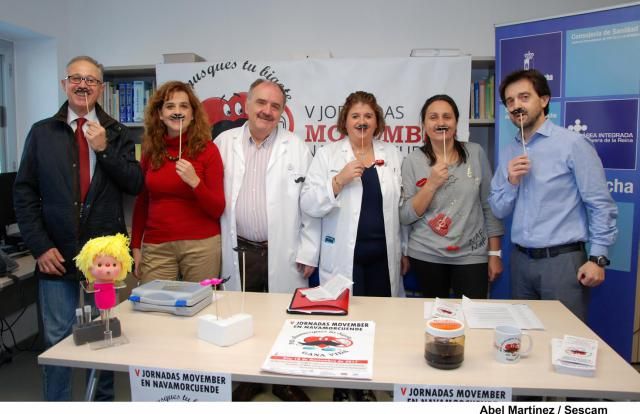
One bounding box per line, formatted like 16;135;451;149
64;75;103;86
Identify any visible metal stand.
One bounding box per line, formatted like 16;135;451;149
84;369;99;401
90;308;128;350
197;245;253;347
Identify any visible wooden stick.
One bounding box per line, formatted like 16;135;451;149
519;113;527;154
179;118;183;159
442;128;447;164
241;250;246;313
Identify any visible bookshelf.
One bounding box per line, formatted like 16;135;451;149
101;65;157;225
102;65;157;143
469;57;496;165
470;56;496;122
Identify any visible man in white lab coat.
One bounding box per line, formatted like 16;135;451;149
215;79;319;401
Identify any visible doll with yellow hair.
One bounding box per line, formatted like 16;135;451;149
75;234;133;310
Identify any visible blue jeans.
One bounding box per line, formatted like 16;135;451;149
39;278;114;401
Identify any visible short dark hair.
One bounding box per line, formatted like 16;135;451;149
336;91;386;138
499;69;551;115
248;78;287;107
66;55;104;79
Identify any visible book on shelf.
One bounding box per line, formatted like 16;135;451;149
113;91;119;121
132;80;146;123
469;84;475;119
126;82;133;124
118;82;128;123
486;74;495;119
473;81;480;119
101;82;109;116
479;79;486;120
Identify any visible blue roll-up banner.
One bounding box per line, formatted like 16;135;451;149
494;3;640;361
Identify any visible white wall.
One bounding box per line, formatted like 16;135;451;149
0;0;634;160
0;0;71;94
13;38;60;156
65;0;632;65
0;0;72;161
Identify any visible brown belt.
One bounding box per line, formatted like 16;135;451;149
237;236;268;250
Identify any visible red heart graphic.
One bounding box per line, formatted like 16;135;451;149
428;213;451;236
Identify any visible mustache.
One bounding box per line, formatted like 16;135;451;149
169;113;185;120
257;112;275;121
511;108;526;116
74;88;90;95
435;126;449;132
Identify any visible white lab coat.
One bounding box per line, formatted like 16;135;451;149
215;124;320;293
300;139;406;297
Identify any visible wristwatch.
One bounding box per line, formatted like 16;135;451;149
488;250;502;258
588;255;610;268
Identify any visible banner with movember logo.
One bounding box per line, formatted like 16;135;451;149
156;57;471;157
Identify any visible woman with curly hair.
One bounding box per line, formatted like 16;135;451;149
131;81;225;282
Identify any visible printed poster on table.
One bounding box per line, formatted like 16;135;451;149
128;365;231;402
261;319;375;379
394;384;511;402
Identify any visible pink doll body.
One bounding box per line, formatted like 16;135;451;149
91;255;122;310
94;282;116;310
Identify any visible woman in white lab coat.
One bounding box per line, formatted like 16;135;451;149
301;91;407;402
300;91;407;298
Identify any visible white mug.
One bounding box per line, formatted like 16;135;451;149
494;325;533;363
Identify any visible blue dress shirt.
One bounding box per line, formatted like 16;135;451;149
489;119;617;257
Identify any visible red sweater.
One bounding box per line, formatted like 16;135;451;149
131;135;225;248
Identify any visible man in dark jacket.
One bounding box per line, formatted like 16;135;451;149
13;55;143;400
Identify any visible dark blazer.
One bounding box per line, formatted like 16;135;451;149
13;102;143;281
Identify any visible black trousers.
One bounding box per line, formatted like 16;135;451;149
409;257;488;299
352;239;391;297
236;237;269;293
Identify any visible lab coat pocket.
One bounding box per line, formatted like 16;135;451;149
319;234;337;274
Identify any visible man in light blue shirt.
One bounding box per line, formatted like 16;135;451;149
489;69;617;321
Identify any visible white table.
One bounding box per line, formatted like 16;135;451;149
39;291;640;400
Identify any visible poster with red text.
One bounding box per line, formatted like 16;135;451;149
261;319;375;379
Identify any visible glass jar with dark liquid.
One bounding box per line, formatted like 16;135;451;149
424;318;465;369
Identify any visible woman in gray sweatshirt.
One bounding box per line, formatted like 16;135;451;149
400;94;504;298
